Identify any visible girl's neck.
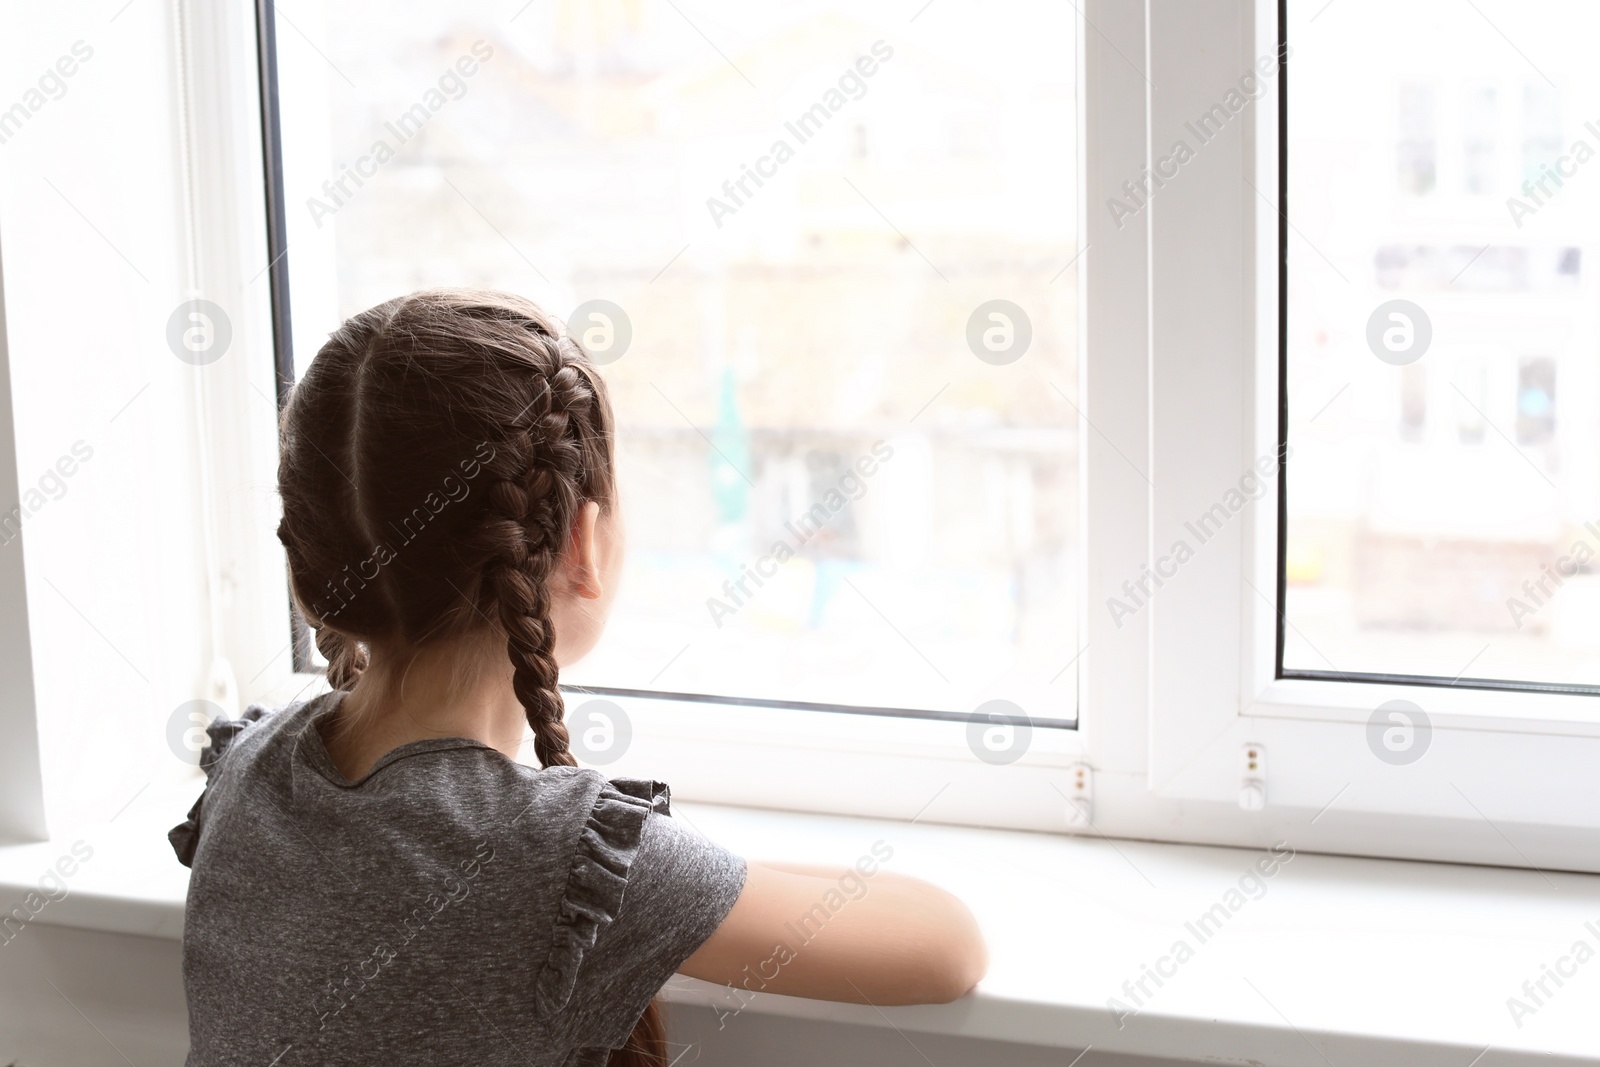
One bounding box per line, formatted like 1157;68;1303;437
321;635;527;780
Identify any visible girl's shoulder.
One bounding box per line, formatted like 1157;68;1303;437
199;700;290;772
166;693;327;866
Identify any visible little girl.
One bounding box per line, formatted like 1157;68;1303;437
169;289;986;1066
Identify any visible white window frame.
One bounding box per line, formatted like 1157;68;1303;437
1139;0;1600;871
161;0;1600;868
179;0;307;728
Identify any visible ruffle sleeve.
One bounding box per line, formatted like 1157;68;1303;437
167;704;273;868
532;777;670;1017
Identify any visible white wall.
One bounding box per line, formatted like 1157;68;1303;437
0;925;188;1066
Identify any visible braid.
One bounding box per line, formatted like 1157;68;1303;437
315;626;368;692
482;363;595;769
485;497;575;768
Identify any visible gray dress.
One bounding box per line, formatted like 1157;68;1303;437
169;691;746;1066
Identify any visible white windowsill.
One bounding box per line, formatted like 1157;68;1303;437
0;777;1593;1066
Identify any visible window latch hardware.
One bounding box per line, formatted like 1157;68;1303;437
1064;763;1094;828
1239;743;1266;810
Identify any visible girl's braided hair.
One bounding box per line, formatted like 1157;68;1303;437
276;289;662;1066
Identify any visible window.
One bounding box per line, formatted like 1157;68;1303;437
269;0;1081;725
1283;0;1597;690
16;0;1570;857
1398;362;1426;443
1516;356;1556;447
1118;0;1600;874
1395;82;1437;195
1461;81;1498;196
1521;81;1564;187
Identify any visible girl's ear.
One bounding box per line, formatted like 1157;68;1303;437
565;500;605;600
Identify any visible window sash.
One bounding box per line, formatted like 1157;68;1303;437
1140;0;1600;871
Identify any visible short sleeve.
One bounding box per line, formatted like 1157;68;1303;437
166;704;274;868
545;777;747;1048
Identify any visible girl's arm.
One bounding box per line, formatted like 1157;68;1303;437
677;860;988;1004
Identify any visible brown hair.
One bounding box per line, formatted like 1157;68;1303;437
276;288;662;1067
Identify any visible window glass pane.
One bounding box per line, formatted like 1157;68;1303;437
274;2;1081;718
1461;81;1497;196
1285;0;1600;686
